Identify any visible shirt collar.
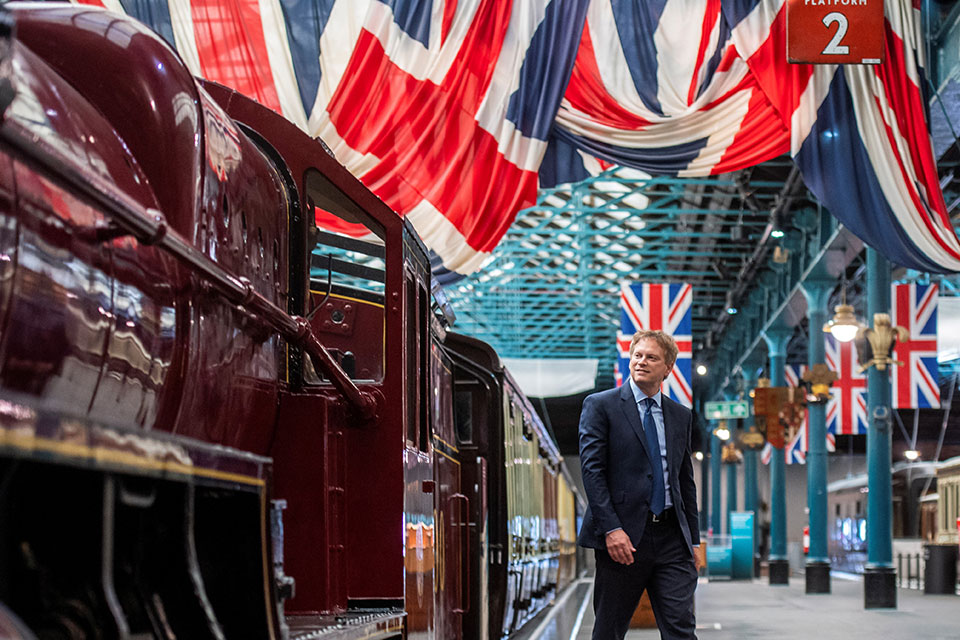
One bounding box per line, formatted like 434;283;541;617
628;377;661;407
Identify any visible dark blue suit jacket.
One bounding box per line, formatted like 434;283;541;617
577;383;700;553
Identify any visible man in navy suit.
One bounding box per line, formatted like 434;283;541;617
578;330;700;639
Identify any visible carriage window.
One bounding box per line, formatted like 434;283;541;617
302;169;385;384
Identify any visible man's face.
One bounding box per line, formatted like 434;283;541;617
630;338;673;390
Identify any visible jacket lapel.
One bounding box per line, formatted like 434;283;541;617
619;383;651;460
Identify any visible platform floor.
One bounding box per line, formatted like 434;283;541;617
519;574;960;640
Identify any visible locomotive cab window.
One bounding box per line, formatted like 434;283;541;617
405;271;430;451
302;169;386;384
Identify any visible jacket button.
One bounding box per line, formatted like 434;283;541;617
647;473;653;479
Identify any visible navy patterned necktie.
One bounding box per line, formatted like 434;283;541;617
642;398;666;515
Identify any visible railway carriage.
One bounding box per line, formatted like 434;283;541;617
443;333;582;637
935;456;960;545
827;462;940;574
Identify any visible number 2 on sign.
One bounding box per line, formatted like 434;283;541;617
822;12;850;55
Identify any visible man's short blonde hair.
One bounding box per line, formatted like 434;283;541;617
630;330;679;369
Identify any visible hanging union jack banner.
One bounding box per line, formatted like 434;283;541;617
891;283;940;409
825;334;868;436
616;283;692;408
64;0;960;277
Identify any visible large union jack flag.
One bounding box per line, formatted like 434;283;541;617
825;334;868;436
62;0;960;277
891;283;939;409
616;283;692;408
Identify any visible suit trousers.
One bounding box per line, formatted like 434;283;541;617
591;514;697;640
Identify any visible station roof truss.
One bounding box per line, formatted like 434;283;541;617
444;158;806;388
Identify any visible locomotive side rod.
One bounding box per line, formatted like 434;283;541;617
0;121;379;420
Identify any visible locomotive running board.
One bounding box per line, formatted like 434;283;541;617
286;610;405;640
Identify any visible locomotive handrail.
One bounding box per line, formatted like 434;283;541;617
0;120;379;420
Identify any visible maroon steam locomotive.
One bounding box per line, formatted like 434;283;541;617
0;4;581;639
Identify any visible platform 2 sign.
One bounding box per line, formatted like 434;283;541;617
787;0;884;65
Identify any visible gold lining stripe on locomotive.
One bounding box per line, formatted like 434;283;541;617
433;446;460;466
309;291;386;309
432;433;459;455
0;431;266;487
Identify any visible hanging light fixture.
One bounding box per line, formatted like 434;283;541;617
824;304;860;342
823;278;861;343
714;424;731;441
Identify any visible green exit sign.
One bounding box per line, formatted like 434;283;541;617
704;401;750;420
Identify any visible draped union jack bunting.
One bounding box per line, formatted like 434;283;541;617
66;0;960;275
891;283;939;409
546;0;960;274
616;283;692;408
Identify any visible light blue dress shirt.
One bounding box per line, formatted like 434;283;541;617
628;378;673;509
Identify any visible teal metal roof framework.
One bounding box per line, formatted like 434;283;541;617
443;159;806;389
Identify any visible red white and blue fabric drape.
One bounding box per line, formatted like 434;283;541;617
70;0;960;276
549;0;960;274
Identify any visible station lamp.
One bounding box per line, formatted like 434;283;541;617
823;303;860;342
696;364;708;376
714;425;731;441
904;449;920;461
823;281;861;343
694;451;704;461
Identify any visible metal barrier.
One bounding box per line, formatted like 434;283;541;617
896;552;924;590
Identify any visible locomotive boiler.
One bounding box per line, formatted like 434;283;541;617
0;3;581;639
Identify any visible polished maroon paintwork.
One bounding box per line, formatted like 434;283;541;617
7;4;290;457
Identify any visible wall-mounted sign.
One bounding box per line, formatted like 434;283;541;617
787;0;884;65
705;400;750;420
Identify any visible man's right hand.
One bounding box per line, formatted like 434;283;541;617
605;529;636;565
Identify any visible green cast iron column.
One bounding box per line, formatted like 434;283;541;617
724;392;738;536
801;279;833;594
741;357;763;577
764;324;793;585
711;425;722;536
864;247;896;608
